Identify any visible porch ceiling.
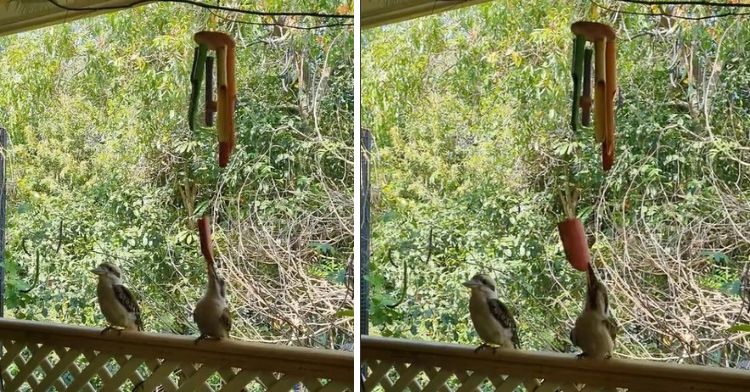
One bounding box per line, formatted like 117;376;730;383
362;0;492;29
0;0;151;37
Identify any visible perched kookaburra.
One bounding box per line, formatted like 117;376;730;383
91;262;143;334
570;264;617;359
463;273;520;352
193;262;231;343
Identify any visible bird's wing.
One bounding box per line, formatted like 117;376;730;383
113;284;143;331
487;298;520;348
220;306;232;332
604;316;618;342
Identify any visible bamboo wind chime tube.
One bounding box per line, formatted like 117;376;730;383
593;37;607;144
603;39;617;171
571;35;586;131
188;45;208;132
221;44;237;167
216;46;227;138
581;48;593;126
205;56;215;126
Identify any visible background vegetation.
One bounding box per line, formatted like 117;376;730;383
0;1;353;349
363;0;750;367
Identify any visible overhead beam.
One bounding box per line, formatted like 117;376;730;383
0;0;152;37
362;0;492;29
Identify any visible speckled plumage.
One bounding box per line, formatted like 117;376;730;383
465;274;520;350
193;263;232;341
570;265;617;359
92;263;142;332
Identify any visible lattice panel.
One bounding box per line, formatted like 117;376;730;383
364;359;624;392
0;339;351;392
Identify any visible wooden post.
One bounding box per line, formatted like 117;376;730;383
0;126;6;392
0;127;6;319
360;129;372;336
360;128;372;391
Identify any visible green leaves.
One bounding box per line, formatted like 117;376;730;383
727;324;750;333
0;0;353;346
364;0;750;360
310;241;335;255
701;250;730;265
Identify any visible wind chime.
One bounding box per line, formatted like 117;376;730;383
188;31;237;168
187;31;237;266
559;21;618;272
570;21;617;171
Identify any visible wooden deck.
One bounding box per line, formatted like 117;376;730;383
0;318;353;391
362;335;750;392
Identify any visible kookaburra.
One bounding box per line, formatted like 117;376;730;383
91;262;143;333
193;262;231;343
464;273;520;352
570;264;617;359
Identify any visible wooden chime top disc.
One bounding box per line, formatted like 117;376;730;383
571;21;616;42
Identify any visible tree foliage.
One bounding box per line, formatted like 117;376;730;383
363;0;750;366
0;1;353;349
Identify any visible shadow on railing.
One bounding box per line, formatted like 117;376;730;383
0;318;353;391
361;336;750;392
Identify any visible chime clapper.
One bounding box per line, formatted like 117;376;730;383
197;216;214;266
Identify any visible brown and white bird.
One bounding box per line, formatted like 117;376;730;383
91;262;143;334
193;262;231;343
570;264;617;359
463;273;520;352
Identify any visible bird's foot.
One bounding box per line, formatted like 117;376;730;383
194;334;209;345
474;343;498;354
576;352;587;359
194;334;221;345
101;325;127;335
605;353;612;360
101;325;117;335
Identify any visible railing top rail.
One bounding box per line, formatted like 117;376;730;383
362;336;750;391
0;318;353;382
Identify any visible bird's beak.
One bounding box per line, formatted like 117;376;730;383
91;267;105;275
587;264;597;286
463;279;480;288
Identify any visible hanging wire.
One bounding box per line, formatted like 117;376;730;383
45;0;353;19
618;0;750;8
208;10;352;30
593;0;750;19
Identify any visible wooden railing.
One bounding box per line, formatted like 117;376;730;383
361;336;750;392
0;318;353;391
